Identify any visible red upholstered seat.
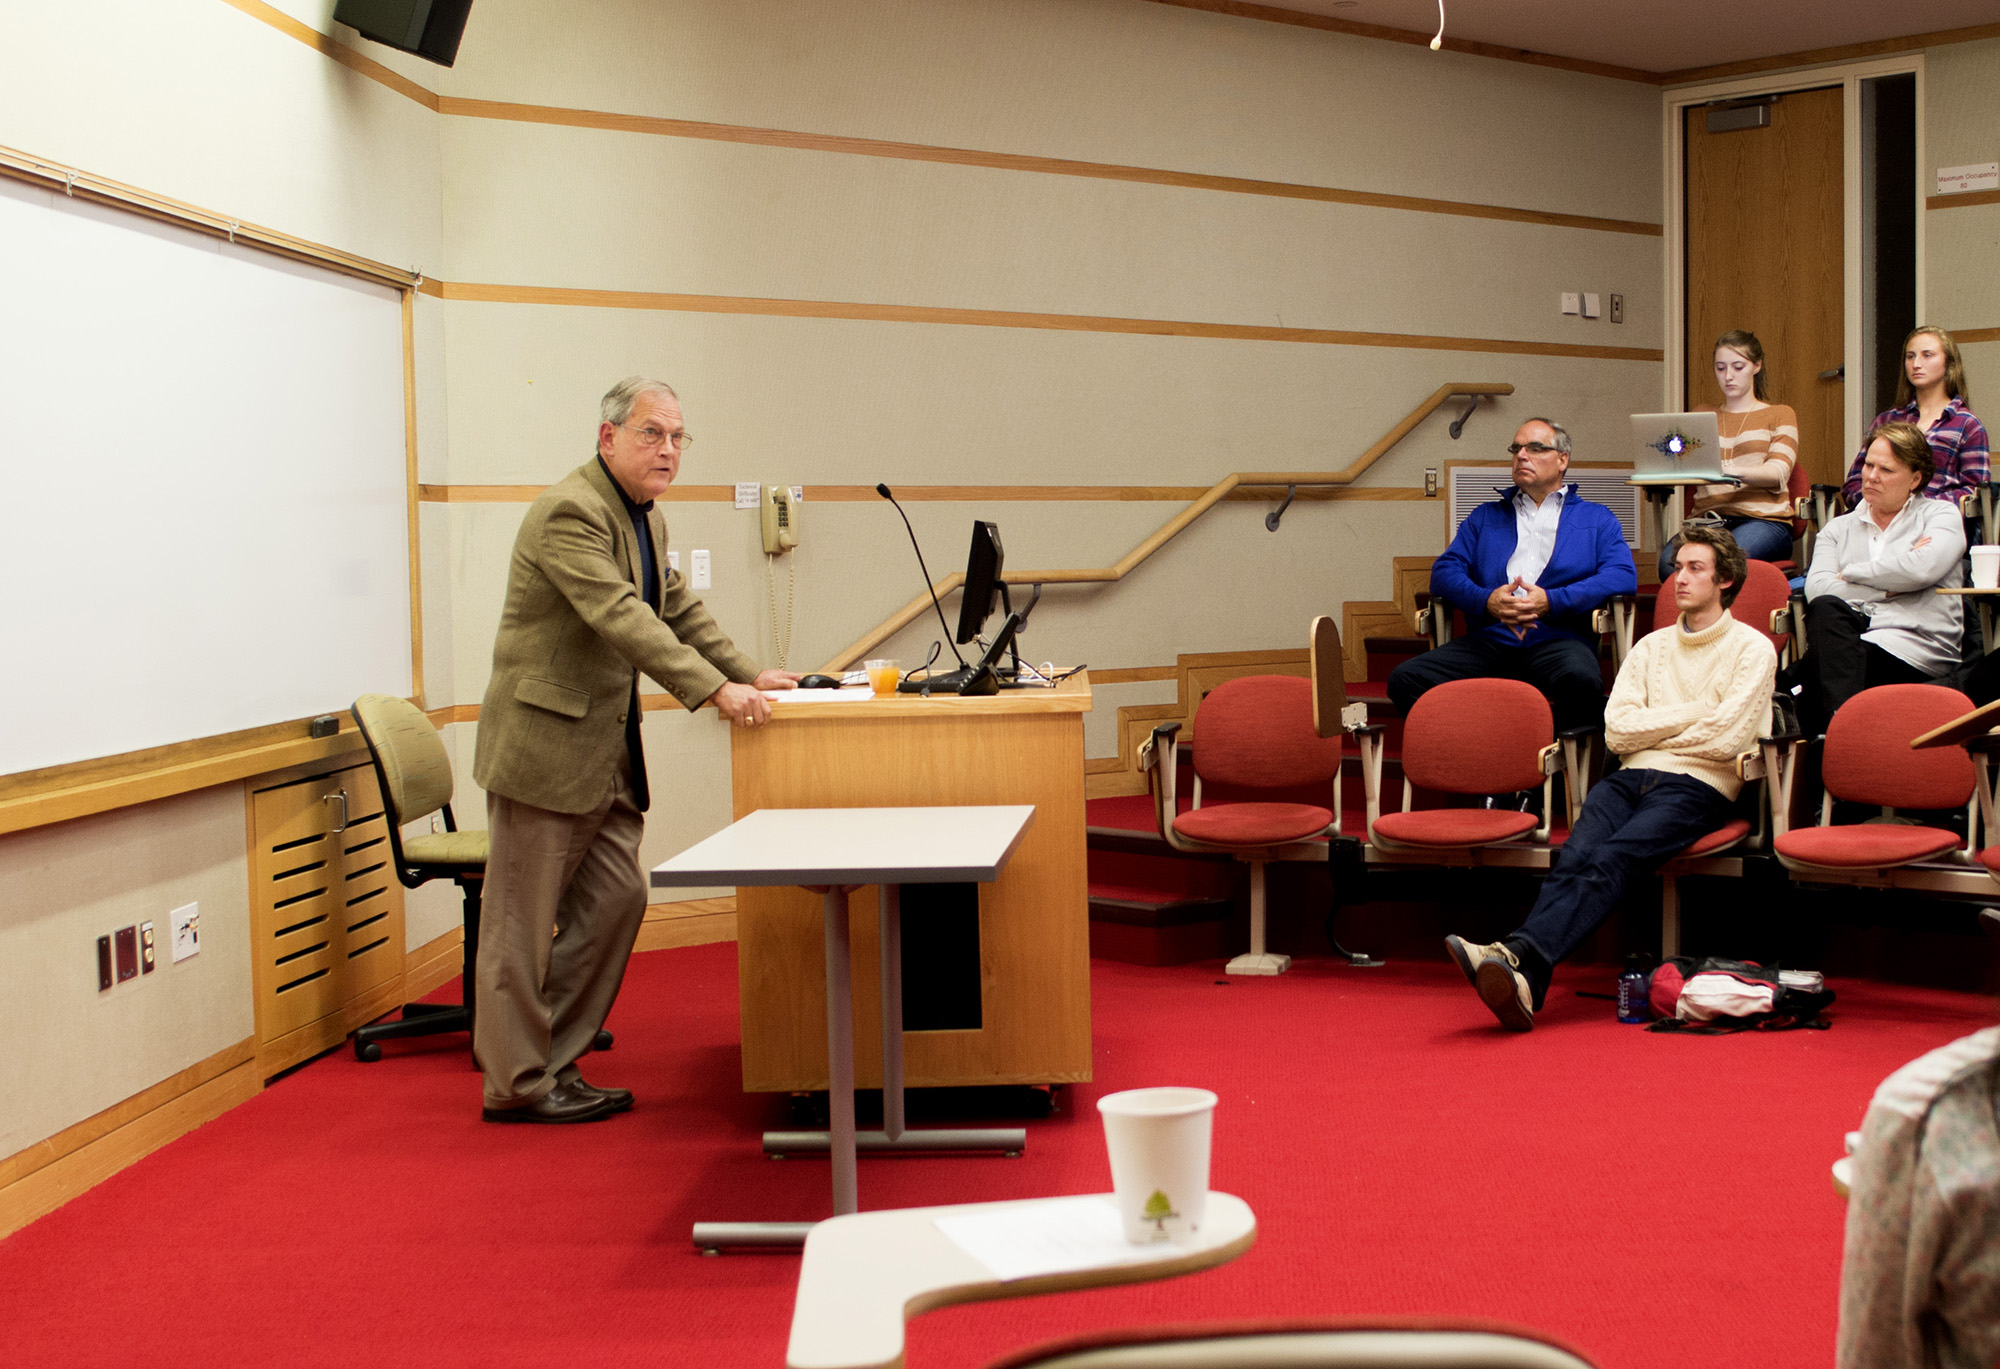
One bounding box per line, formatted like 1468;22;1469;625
1981;846;2000;875
1175;802;1332;846
1678;817;1752;859
1822;684;1976;809
1775;824;1962;868
1371;808;1538;848
1651;559;1792;658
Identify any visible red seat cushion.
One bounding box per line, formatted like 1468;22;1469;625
1775;825;1961;868
1679;818;1752;859
1980;846;2000;875
1174;802;1332;847
1371;808;1538;848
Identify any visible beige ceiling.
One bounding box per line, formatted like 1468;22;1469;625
1248;0;2000;74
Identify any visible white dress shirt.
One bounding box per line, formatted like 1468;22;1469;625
1504;485;1566;591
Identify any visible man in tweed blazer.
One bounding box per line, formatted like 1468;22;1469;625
471;376;798;1122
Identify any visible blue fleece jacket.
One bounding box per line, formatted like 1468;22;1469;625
1430;485;1637;646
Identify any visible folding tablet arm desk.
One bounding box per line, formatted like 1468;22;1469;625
652;804;1037;1251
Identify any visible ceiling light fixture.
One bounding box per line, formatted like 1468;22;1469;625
1429;0;1444;49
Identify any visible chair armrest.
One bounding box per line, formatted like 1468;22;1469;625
1594;595;1636;666
1139;722;1180;771
1736;750;1764;783
1537;742;1562;775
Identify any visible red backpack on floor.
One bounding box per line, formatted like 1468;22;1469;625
1644;957;1834;1033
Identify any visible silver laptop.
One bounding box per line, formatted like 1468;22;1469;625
1629;412;1736;485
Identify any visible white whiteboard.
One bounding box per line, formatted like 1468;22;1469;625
0;177;412;775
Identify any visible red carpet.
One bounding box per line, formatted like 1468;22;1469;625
2;945;1991;1368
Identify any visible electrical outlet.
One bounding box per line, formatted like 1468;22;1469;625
1610;293;1625;324
734;482;760;510
171;902;201;963
789;485;803;504
140;921;156;973
114;925;139;983
691;549;711;589
1560;292;1581;315
1424;468;1438;497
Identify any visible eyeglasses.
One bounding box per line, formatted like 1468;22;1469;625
619;423;694;450
1507;442;1560;456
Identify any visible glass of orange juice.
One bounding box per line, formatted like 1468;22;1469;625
864;658;901;696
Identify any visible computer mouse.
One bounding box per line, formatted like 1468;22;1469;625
797;674;842;689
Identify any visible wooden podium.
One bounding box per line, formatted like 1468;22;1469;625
729;674;1092;1093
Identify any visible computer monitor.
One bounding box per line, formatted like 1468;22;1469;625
955;521;1004;645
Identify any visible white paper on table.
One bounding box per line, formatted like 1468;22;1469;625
934;1195;1188;1282
763;688;876;702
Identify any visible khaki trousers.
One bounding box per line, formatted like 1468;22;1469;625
475;761;647;1109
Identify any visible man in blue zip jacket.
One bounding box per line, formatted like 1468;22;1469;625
1388;417;1636;731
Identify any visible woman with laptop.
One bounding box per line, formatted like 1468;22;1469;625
1839;326;1990;509
1657;329;1799;577
1789;421;1966;735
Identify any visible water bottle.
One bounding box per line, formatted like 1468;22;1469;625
1617;955;1650;1024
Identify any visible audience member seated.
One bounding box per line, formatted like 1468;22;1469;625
1840;326;1990;510
1789;422;1965;736
1657;329;1799;577
1837;1022;2000;1369
1443;526;1775;1031
1388;417;1637;732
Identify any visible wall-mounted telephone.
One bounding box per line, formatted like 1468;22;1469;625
761;483;800;553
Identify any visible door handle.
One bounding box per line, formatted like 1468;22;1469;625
1818;365;1845;381
324;789;348;833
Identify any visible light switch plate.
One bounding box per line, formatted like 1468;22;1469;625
114;926;139;983
1560;292;1581;315
97;935;113;991
1581;292;1602;318
171;902;201;963
691;549;712;589
1610;293;1625;324
666;550;680;573
734;482;760;510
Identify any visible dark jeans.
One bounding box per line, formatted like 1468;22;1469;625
1792;597;1936;735
1511;769;1730;997
1386;632;1606;732
1657;515;1793;579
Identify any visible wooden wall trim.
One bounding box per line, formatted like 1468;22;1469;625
435;281;1665;362
0;1041;261;1240
437;95;1660;238
636;896;738;952
1660;21;2000;84
1927;189;2000;212
218;0;439;110
420;483;1441;504
1146;0;1659;84
1955;328;2000;345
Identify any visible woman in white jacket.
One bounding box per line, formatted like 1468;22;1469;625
1794;420;1966;734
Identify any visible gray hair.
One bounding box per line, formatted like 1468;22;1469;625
1523;417;1572;457
600;376;679;426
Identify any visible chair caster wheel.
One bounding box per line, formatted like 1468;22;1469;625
592;1029;614;1051
355;1040;382;1062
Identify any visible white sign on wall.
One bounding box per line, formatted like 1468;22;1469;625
1936;162;1999;195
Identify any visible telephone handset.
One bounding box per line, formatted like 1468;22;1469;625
761;484;800;553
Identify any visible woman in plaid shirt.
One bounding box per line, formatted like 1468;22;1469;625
1841;326;1990;508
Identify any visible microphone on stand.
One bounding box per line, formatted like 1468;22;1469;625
876;484;993;694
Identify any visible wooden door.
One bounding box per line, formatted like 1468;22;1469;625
1686;86;1846;487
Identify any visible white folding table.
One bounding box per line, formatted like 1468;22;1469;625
651;804;1037;1252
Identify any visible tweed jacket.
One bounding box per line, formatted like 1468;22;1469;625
473;458;760;814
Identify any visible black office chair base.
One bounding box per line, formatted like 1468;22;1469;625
353;1002;471;1061
592;1029;614;1051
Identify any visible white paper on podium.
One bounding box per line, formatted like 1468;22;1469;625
934;1195;1186;1281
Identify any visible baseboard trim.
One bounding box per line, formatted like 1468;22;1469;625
636;896;737;952
0;1042;261;1240
404;924;466;1000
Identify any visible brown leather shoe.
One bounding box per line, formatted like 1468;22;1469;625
571;1077;634;1113
482;1080;615;1124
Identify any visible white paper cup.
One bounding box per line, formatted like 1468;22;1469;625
1971;545;2000;590
1096;1086;1217;1244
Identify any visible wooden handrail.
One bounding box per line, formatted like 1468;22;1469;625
823;381;1514;670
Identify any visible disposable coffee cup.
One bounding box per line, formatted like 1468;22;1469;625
1971;545;2000;590
1096;1086;1216;1244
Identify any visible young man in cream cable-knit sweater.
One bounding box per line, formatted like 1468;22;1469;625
1446;523;1778;1030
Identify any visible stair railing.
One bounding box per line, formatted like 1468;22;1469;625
822;381;1515;671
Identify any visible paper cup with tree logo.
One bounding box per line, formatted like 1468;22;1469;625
1096;1086;1217;1244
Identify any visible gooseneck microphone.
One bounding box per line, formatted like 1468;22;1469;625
877;483;970;671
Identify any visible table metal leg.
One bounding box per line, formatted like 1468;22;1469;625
880;882;904;1143
824;885;857;1217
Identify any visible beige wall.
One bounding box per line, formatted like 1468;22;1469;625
15;0;1997;1166
1925;38;2000;401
